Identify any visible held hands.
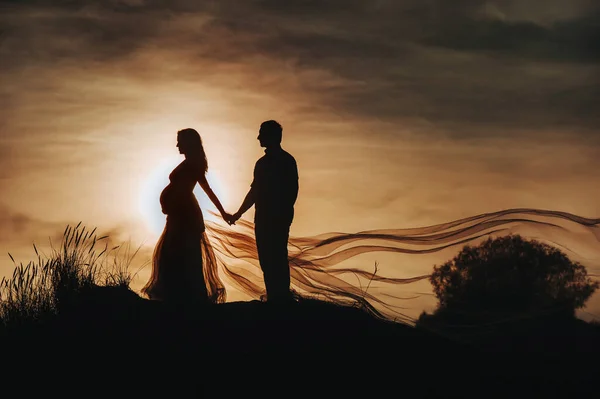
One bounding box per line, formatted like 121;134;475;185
222;211;241;226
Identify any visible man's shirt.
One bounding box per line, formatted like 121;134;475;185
251;146;299;226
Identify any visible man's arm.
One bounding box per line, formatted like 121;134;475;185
290;160;299;205
283;158;299;207
233;187;255;222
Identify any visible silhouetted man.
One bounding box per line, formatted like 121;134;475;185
231;120;299;303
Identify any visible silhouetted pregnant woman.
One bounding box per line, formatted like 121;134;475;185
141;128;232;305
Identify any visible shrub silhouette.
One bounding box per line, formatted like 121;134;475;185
426;234;598;323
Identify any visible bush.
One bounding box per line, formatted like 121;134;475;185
427;234;598;323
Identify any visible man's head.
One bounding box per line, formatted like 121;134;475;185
258;120;283;148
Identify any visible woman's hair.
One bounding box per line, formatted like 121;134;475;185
178;128;208;173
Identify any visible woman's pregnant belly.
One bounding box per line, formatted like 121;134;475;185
160;183;198;216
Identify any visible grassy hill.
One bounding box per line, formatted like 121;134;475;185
2;225;599;397
3;284;600;398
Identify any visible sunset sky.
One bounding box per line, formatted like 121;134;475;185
1;0;599;318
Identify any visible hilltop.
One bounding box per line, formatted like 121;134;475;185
3;284;599;398
2;225;600;398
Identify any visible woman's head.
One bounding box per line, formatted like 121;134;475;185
177;128;208;173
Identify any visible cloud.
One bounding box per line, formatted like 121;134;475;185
1;0;598;286
1;0;598;139
422;9;600;63
0;205;67;252
0;203;153;284
0;203;137;247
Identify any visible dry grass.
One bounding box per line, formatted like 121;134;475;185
0;223;139;329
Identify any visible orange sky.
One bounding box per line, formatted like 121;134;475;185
1;0;599;320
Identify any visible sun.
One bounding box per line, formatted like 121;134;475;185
138;156;228;237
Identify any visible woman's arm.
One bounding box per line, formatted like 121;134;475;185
198;174;229;219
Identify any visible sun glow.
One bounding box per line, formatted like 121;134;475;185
138;155;229;238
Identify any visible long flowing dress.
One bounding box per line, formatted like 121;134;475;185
141;159;226;305
140;162;600;325
204;208;600;325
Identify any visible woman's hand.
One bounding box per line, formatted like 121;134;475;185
222;212;235;225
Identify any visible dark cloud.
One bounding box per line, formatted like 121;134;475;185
422;10;600;63
1;0;598;135
0;5;163;69
3;0;597;61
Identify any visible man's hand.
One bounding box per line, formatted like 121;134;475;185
222;212;235;225
222;212;240;226
228;212;241;226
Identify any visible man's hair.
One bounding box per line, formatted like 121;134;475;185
260;120;283;143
